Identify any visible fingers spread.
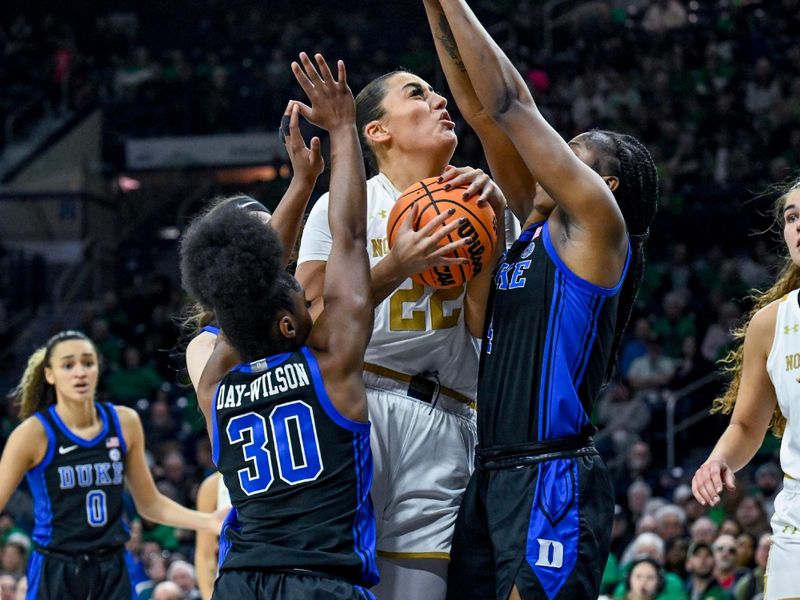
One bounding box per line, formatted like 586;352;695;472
299;52;323;85
291;62;314;96
315;53;334;83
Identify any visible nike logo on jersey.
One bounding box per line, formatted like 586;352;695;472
59;445;78;455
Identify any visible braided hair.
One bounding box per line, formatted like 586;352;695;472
574;130;659;379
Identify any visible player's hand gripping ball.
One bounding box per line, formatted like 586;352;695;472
387;177;498;289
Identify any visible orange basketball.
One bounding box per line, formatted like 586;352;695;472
387;176;498;289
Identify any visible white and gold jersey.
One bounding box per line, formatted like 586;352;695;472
766;289;800;480
298;173;479;398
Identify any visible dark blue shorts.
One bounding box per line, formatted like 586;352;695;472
26;548;134;600
446;448;613;600
213;569;375;600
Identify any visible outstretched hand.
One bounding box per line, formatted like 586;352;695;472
283;101;324;183
692;458;736;507
290;53;355;132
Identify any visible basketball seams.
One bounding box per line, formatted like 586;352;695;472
421;180;466;286
432;199;497;256
388;176;496;289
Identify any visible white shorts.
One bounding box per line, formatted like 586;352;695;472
766;477;800;599
364;368;477;559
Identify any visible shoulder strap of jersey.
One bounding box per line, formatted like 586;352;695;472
31;410;58;472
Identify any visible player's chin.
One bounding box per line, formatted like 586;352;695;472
437;129;458;147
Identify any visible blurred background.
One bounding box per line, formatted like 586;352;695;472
0;0;798;597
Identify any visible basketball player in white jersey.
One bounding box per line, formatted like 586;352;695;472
296;68;510;599
693;178;800;599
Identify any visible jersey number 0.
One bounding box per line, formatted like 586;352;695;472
225;400;324;496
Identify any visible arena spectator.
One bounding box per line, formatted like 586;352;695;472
153;580;183;600
711;534;748;591
684;541;728;600
105;345;164;405
718;519;741;538
641;0;688;34
664;537;689;581
732;533;769;600
734;495;770;539
627;480;654;524
651;292;695;359
627;335;676;402
690;517;718;545
166;559;200;599
753;462;781;519
621;557;663;600
734;533;755;570
0;533;29;579
0;574;15;600
654;504;687;543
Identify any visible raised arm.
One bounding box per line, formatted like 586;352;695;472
434;0;625;250
423;0;535;223
290;54;371;374
270;101;325;266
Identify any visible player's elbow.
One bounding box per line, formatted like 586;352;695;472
487;84;533;123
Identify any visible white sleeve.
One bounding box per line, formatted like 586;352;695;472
297;192;332;264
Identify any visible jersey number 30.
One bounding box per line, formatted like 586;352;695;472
226;401;323;496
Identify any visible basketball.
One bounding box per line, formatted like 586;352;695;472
387;176;498;289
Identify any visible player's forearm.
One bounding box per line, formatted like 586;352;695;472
138;495;217;533
464;206;505;336
370;253;408;306
708;421;767;474
327;124;367;246
424;0;484;121
271;176;317;265
436;0;535;121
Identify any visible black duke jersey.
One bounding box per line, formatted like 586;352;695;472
213;346;378;587
479;221;630;448
28;403;128;552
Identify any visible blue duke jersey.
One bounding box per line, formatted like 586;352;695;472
479;221;630;448
213;346;378;587
28;403;128;552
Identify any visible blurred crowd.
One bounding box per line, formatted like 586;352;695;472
2;0;800;598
